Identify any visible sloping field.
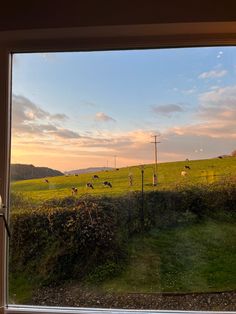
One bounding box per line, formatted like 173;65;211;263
11;157;236;201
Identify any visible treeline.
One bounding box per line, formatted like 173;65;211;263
9;179;236;285
11;164;63;181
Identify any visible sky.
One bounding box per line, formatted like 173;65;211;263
11;47;236;171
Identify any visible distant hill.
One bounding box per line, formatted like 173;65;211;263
11;164;63;181
65;167;113;175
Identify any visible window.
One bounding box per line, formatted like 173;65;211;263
1;22;236;314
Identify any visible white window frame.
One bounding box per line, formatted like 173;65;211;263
1;21;236;314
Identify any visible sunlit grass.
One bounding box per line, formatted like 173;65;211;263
11;157;236;202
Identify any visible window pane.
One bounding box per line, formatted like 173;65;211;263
9;49;236;310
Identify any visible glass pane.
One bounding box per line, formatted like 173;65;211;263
9;49;236;310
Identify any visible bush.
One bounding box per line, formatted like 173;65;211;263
10;196;126;284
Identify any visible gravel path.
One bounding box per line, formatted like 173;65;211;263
32;284;236;311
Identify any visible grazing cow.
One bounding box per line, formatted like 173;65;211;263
116;168;120;171
44;179;49;183
93;175;99;179
184;165;191;170
86;182;94;189
181;171;187;177
75;174;78;176
218;156;223;159
103;181;112;188
71;187;78;195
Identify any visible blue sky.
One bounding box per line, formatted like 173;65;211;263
11;47;236;171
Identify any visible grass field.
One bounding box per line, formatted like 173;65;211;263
11;157;236;201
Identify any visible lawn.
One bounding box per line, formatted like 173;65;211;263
101;220;236;293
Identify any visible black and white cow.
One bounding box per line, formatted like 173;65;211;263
86;182;94;189
71;187;78;195
103;181;112;188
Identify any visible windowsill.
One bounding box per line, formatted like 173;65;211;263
6;304;227;314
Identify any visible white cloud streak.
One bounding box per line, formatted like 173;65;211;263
198;69;227;79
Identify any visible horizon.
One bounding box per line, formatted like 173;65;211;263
11;47;236;171
11;154;233;174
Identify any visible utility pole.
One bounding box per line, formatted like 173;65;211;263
151;135;161;186
140;165;144;232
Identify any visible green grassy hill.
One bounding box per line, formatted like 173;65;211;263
11;157;236;202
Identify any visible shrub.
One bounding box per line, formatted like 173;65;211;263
10;196;126;284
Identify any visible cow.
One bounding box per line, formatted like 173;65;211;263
181;171;187;177
71;187;78;195
103;181;112;188
93;175;99;179
116;168;120;171
184;165;191;170
218;156;223;159
86;182;94;189
44;179;49;183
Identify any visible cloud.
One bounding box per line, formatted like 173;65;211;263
197;85;236;127
12;84;236;170
50;129;80;139
198;69;227;79
147;84;236;163
210;85;219;90
82;101;97;107
12;95;80;139
217;51;223;59
40;53;57;61
12;95;68;122
152;104;184;116
164;85;236;140
50;113;68;121
94;112;116;122
182;88;197;95
199;85;236;108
